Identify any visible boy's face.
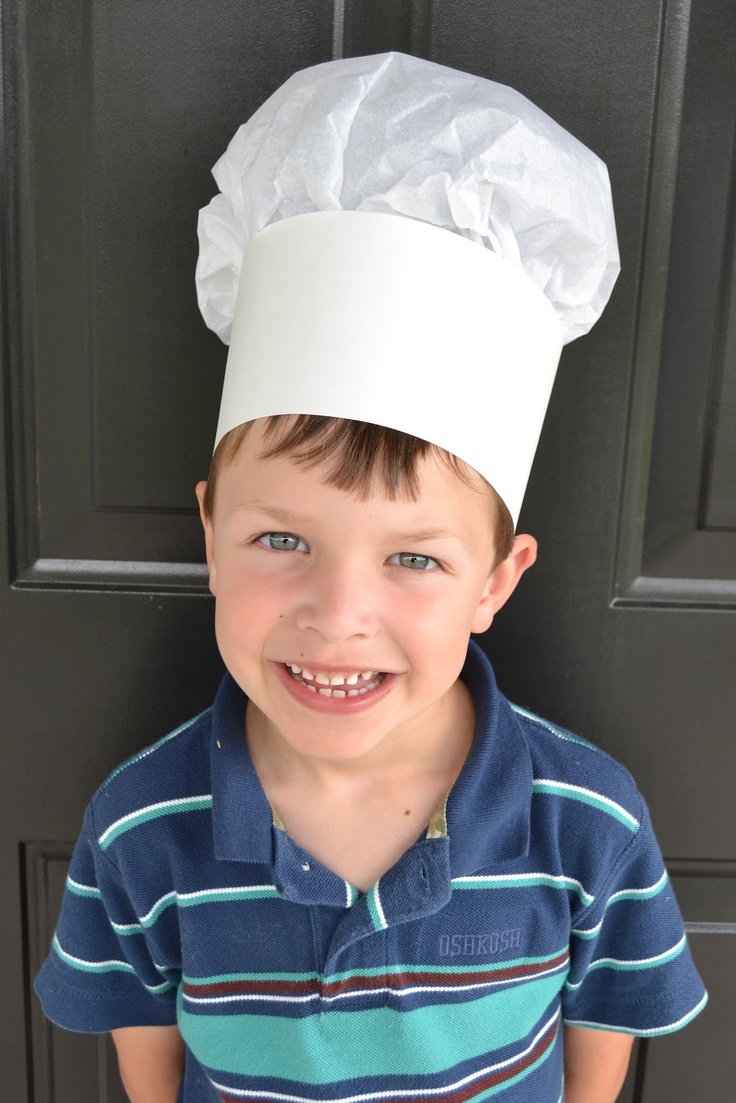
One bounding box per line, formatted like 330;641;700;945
196;419;535;767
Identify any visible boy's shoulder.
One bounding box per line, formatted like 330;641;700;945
508;698;645;827
506;700;652;906
87;703;215;846
465;641;645;828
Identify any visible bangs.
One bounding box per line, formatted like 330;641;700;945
202;416;515;562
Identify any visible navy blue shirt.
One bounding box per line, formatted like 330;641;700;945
36;642;706;1101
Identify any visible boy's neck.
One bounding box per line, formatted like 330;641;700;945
243;679;476;893
244;678;475;793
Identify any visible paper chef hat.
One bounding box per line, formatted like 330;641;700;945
196;52;619;524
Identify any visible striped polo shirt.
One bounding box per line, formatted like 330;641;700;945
36;642;706;1102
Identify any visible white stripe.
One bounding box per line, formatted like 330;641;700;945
572;871;670;936
571;920;603;937
133;885;279;927
145;980;175;993
178;885;276;901
511;705;579;742
67;876;102;896
564;992;707;1036
345;881;353;909
565;934;687;990
534;779;639;829
54;935;133;972
589;933;686;969
185;992;322;1007
139;891;178;924
607;870;668;903
372;882;388;930
104;713;204;782
55;937;174;993
111;921;144;934
99;795;211;845
210;1008;560;1102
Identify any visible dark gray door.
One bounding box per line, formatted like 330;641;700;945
2;2;733;1100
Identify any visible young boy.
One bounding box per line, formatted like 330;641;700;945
36;53;706;1103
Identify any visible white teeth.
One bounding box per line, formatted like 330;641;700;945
285;663;385;697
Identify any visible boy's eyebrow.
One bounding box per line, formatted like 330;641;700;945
229;500;473;548
228;500;313;527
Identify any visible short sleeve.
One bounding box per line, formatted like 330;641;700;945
34;804;179;1032
562;802;707;1035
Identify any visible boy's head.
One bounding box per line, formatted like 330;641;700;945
195;416;536;763
192;54;617;761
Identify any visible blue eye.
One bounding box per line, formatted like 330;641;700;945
391;552;439;571
259;532;308;552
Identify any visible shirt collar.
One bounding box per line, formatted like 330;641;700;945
211;673;274;864
446;641;532;872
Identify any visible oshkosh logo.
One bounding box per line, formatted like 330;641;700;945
438;929;522;957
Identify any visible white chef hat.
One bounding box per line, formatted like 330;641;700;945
196;51;619;524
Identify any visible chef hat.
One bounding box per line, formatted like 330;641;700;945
196;52;619;524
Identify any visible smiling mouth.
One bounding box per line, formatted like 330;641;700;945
284;663;386;698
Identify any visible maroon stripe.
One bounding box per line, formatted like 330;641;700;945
324;950;568;997
215;1017;559;1103
186;950;568;1000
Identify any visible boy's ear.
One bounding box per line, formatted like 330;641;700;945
195;481;217;596
470;533;537;634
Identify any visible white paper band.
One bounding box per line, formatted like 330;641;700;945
215;211;563;525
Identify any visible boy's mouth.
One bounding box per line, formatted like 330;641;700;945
284;663;386;698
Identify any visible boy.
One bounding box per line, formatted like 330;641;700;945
36;53;706;1103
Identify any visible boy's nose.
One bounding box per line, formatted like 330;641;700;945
295;561;378;643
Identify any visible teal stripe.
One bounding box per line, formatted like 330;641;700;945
589;939;686;975
453;873;594;907
570;922;602;941
366;884;386;931
565;937;686;991
572;872;669;939
53;935;135;976
510;705;593;749
99;796;213;849
565;991;708;1037
532;780;639;832
102;712;207;787
183;949;569;988
113;886;281;934
607;871;668;905
178;972;565;1082
53;936;174;994
67;878;102;900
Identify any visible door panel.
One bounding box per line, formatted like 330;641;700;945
2;1;733;1099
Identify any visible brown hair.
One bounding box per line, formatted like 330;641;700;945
202;416;515;563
